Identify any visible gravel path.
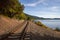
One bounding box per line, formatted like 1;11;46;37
0;16;60;40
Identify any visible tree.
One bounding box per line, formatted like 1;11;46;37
0;0;24;18
15;13;27;20
55;27;60;31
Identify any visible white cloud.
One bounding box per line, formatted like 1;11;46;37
39;15;60;18
50;6;59;11
35;12;60;18
24;0;47;7
28;11;60;18
48;6;60;12
54;0;60;2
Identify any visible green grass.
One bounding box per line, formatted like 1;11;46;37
35;21;49;29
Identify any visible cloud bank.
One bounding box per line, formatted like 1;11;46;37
24;0;47;7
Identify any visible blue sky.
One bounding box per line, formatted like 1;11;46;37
20;0;60;18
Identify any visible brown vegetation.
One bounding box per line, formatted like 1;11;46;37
0;15;24;35
29;21;60;40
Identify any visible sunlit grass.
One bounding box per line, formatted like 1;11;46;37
35;21;48;28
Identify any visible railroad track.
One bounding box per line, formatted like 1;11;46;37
20;21;31;40
0;21;31;40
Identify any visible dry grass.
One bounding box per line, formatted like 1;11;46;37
0;15;24;35
29;21;60;40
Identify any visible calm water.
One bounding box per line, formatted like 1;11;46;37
37;20;60;29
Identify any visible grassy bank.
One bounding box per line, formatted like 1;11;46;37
35;21;50;29
35;21;60;32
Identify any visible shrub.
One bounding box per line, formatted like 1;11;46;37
55;27;60;31
35;21;48;29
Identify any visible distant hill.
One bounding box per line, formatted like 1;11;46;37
53;18;60;20
25;13;60;20
40;18;60;20
24;13;44;20
18;13;60;20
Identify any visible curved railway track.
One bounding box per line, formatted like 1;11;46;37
0;21;31;40
0;21;60;40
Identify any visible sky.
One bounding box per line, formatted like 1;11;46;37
19;0;60;18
